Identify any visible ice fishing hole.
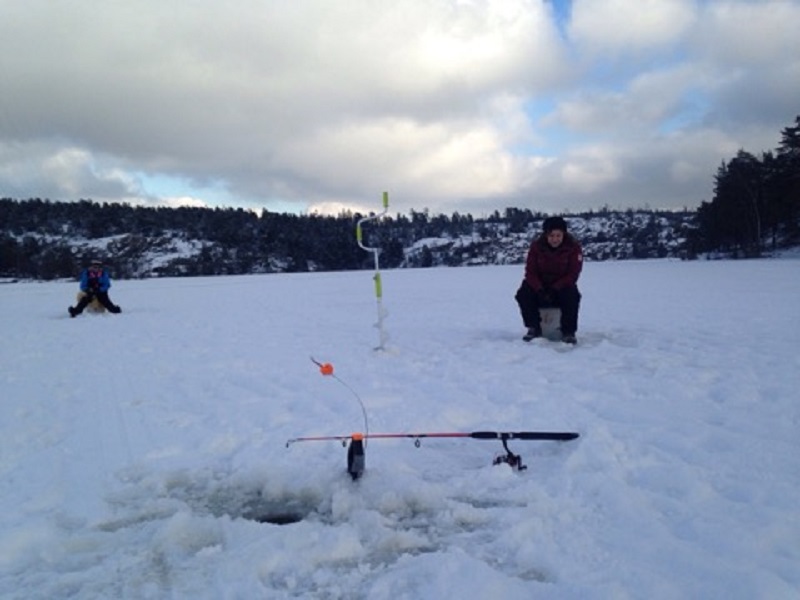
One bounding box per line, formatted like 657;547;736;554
237;497;317;525
197;483;322;526
252;512;306;525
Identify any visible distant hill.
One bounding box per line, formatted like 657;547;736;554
1;199;703;280
402;211;695;269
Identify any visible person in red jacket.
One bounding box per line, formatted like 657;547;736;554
515;216;583;344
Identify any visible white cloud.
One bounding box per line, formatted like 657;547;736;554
546;63;706;135
0;141;146;201
693;1;800;66
569;0;697;55
559;146;623;193
0;0;797;215
162;197;211;209
273;116;519;201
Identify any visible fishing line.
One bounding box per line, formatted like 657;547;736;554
310;357;369;446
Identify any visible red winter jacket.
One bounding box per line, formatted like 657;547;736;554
524;233;583;292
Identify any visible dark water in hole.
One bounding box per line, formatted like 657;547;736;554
253;512;306;525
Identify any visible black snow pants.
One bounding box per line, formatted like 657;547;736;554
515;281;581;335
74;290;121;314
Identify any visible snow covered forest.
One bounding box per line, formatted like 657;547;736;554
0;201;698;279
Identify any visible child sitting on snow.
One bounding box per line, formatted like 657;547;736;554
68;259;122;317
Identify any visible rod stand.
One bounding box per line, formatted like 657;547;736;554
347;436;366;480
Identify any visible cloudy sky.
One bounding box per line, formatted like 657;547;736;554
1;0;798;217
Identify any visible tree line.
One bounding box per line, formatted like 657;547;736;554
0;199;698;280
694;115;800;257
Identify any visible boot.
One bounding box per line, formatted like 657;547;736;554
522;327;542;342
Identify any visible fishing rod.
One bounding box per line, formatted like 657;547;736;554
286;430;580;446
293;359;579;479
286;430;580;479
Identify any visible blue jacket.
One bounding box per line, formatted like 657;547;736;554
80;268;111;293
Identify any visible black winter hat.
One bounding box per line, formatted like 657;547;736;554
542;216;568;232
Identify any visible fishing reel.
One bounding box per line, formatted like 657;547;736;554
492;438;527;471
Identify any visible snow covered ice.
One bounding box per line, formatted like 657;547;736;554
1;260;798;599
